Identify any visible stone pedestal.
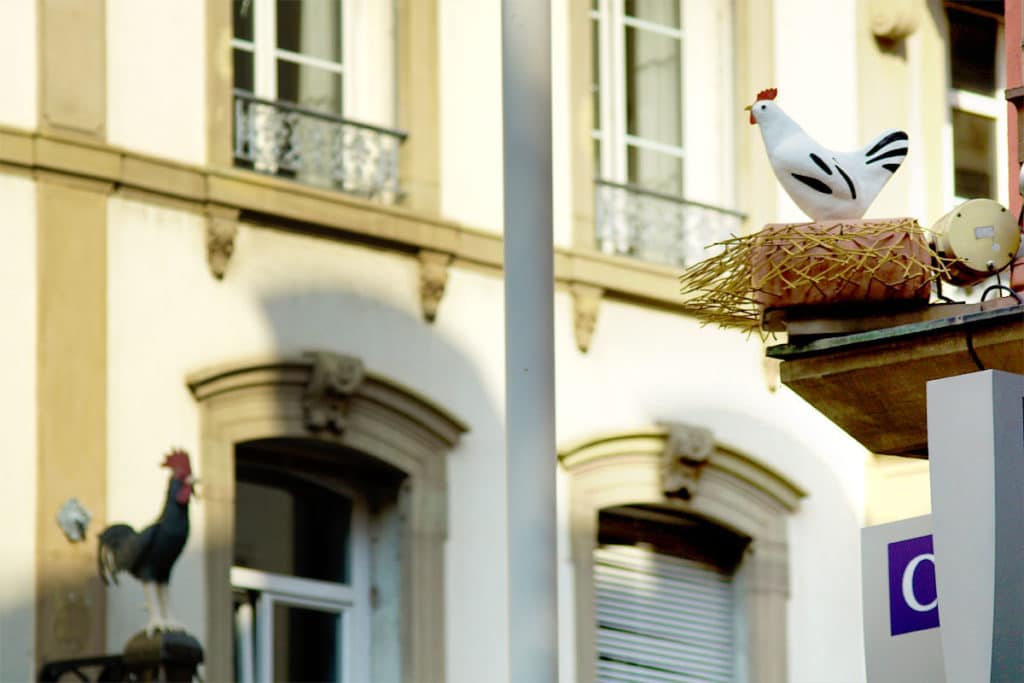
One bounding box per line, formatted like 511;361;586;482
122;631;204;683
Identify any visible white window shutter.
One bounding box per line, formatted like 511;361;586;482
595;544;736;683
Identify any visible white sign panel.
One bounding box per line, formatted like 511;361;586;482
862;515;945;682
928;370;1024;682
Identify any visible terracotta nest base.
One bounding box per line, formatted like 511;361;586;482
750;218;934;308
679;218;952;333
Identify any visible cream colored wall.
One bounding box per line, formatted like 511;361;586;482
106;195;870;680
866;457;932;525
771;0;860;223
856;0;952;224
106;0;207;165
854;3;949;522
439;0;504;233
104;199;512;675
0;176;37;682
555;296;869;683
0;0;37;129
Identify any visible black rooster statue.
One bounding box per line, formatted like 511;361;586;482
98;449;197;636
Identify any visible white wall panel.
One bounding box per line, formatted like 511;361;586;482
771;0;859;223
0;0;37;128
0;176;37;682
440;0;504;232
107;0;206;164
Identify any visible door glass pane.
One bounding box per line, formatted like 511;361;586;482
627;144;682;195
235;472;352;583
274;604;343;683
277;59;343;114
276;0;342;64
624;27;682;152
948;7;998;94
233;48;254;92
625;0;680;28
233;0;254;41
953;108;995;198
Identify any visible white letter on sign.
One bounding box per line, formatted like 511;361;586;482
902;553;937;612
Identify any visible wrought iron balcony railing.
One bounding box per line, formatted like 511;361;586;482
595;179;746;269
233;90;407;202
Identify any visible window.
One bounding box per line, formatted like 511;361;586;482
592;0;684;196
232;449;381;683
595;507;748;682
946;2;1006;204
560;424;804;683
590;0;740;267
232;0;393;122
187;353;465;683
231;0;402;199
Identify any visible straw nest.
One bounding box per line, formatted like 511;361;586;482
678;218;954;333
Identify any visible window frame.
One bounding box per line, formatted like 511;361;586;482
591;0;686;194
230;470;372;683
559;423;804;683
945;5;1008;207
187;352;467;683
231;0;395;126
589;0;734;207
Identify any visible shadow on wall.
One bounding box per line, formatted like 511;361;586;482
41;285;505;681
190;287;505;682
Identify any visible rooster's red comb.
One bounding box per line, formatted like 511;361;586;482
756;88;778;101
162;448;192;474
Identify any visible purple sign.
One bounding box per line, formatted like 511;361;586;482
888;534;940;636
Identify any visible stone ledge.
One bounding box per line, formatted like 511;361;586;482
0;125;695;313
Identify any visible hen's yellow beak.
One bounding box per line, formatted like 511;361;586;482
743;104;753;111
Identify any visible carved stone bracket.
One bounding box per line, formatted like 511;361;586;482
418;250;452;323
868;0;919;40
571;283;603;353
660;422;715;500
302;351;366;434
206;205;240;280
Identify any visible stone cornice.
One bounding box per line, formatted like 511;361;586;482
0;126;695;313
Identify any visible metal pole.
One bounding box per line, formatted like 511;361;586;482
501;1;557;682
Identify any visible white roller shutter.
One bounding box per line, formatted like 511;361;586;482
595;544;736;683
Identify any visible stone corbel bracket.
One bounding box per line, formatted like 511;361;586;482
660;422;715;500
571;283;603;353
418;250;453;323
868;0;919;40
302;351;366;435
206;204;240;280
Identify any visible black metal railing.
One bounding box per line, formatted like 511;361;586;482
40;631;203;683
39;655;127;683
233;89;407;202
594;179;746;268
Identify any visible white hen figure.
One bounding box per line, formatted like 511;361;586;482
748;88;908;221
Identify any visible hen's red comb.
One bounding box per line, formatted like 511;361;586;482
756;88;778;101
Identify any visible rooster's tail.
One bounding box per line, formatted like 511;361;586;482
97;524;136;585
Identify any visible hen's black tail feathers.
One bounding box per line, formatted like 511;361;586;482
863;129;909;174
97;524;136;585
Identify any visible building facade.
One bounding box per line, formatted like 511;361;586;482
0;1;1007;682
